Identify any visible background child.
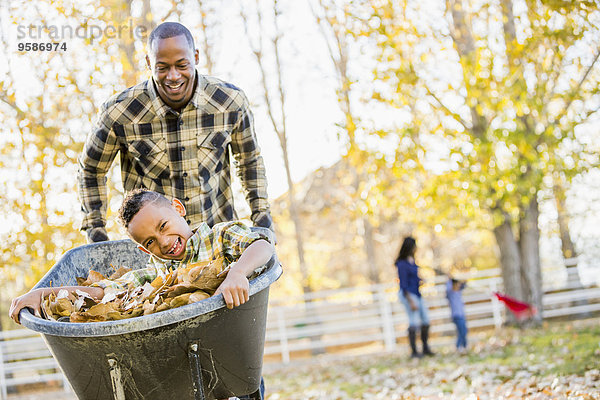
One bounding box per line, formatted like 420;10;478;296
446;277;468;354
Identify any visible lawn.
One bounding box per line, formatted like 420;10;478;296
264;319;600;399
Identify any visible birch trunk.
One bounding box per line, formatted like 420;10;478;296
519;197;543;323
493;212;522;324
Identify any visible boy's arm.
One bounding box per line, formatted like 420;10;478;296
214;239;274;309
9;286;104;325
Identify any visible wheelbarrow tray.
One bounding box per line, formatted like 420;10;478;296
20;233;282;400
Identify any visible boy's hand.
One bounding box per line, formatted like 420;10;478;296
214;269;250;309
9;290;43;324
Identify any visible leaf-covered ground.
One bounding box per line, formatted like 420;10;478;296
8;319;600;399
264;319;600;399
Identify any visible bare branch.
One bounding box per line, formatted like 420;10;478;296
552;46;600;125
239;1;283;139
424;85;469;131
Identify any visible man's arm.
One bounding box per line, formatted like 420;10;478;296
77;105;119;242
230;93;274;231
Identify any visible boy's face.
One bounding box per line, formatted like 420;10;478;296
127;199;193;260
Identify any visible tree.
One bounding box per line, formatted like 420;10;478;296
353;0;600;323
0;0;154;329
312;0;385;283
240;0;312;294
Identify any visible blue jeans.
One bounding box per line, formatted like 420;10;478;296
452;316;468;349
399;291;430;328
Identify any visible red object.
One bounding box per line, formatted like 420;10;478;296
493;292;537;320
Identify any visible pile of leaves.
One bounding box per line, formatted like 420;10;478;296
41;258;228;323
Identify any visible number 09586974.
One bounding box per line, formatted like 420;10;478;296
18;42;67;51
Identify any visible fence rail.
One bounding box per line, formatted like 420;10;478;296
2;264;598;398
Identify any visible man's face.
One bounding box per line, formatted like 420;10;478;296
146;35;199;111
128;199;193;260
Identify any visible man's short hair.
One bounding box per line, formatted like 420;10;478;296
148;22;195;52
119;188;172;228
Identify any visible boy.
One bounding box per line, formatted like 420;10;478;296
10;188;274;324
446;277;468;354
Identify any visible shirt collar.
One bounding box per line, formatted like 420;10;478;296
177;223;212;264
148;223;211;269
148;71;208;118
147;78;174;119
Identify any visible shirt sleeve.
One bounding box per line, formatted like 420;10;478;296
77;102;119;239
211;221;270;263
396;260;409;294
90;265;162;291
229;92;274;232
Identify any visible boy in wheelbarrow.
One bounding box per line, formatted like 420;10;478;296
11;189;273;399
10;188;274;320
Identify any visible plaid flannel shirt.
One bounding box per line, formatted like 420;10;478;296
92;221;269;290
78;72;273;241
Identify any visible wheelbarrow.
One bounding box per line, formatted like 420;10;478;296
19;228;282;400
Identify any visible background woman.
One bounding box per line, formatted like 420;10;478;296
395;237;434;358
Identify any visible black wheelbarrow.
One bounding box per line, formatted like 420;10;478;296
19;228;282;400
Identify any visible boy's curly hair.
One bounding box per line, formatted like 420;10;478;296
118;188;171;228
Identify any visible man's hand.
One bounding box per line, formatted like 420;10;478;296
9;289;44;324
214;269;250;309
87;227;109;243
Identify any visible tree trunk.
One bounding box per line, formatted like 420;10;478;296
284;156;310;294
493;211;522;324
362;216;379;284
519;197;543;323
554;182;587;316
554;183;577;262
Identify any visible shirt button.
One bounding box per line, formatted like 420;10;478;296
179;120;183;126
185;197;189;201
183;172;188;177
181;146;185;151
186;219;191;224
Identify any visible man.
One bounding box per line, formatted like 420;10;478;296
78;22;272;399
78;22;273;243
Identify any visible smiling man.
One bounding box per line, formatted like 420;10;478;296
78;22;274;244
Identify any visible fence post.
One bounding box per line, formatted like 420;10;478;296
490;280;503;329
276;308;290;364
0;335;7;400
378;286;396;351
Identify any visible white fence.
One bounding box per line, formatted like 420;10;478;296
263;264;600;363
2;265;599;398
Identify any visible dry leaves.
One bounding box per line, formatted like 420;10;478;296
42;258;228;323
264;322;600;399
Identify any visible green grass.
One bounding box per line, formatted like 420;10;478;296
339;382;368;396
469;323;600;376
